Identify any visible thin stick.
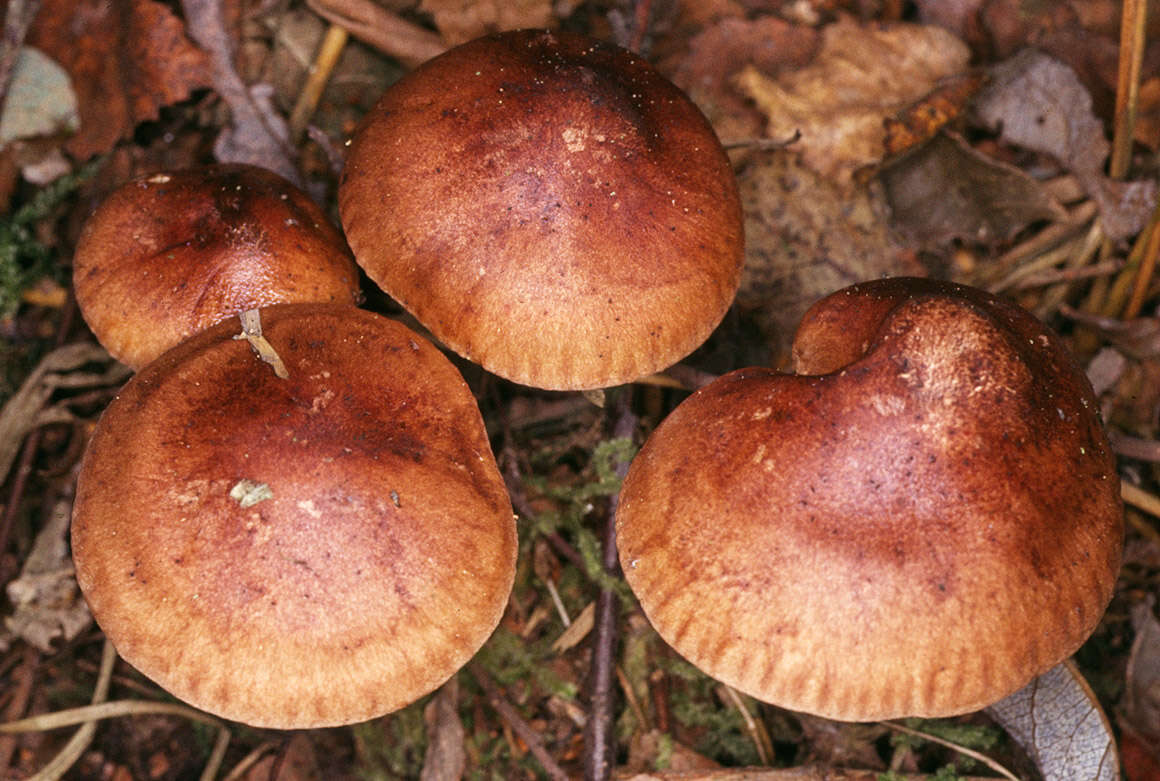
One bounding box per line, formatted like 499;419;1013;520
1122;210;1160;319
880;720;1020;781
288;24;349;143
1110;0;1147;181
584;392;637;781
21;638;116;781
1122;480;1160;519
468;663;569;781
721;685;772;765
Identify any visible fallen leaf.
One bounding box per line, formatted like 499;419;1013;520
734;16;970;187
880;130;1068;248
2;493;90;652
881;73;987;159
26;0;213;160
973;49;1157;239
421;677;467;781
985;660;1119;781
419;0;554;46
181;0;302;186
242;734;319;781
0;47;79;146
1123;600;1160;745
0;342;121;484
665;15;819;142
735;150;924;361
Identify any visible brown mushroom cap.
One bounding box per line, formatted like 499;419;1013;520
73;164;361;370
339;29;744;391
72;304;516;728
616;277;1123;721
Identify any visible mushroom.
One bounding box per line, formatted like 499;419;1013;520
615;277;1123;721
71;303;517;728
73;164;361;370
339;29;744;391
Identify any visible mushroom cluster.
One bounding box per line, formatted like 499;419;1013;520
615;277;1123;721
69;27;748;730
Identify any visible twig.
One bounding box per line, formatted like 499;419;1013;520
0;690;232;781
1122;480;1160;518
20;638;116;781
1109;430;1160;462
305;0;444;68
879;720;1020;781
0;645;38;773
468;663;569;781
720;685;772;766
584;391;637;781
1122;206;1160;318
288;24;349;144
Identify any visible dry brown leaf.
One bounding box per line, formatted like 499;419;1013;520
665;15;819;142
973;49;1157;240
1123;600;1160;745
26;0;213;160
420;0;554;46
421;678;467;781
880;130;1068;248
985;660;1119;781
735;150;924;360
734;16;970;188
2;494;90;653
242;734;320;781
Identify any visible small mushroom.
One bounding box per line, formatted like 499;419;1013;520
615;277;1123;721
71;303;517;728
73;164;361;370
339;29;744;391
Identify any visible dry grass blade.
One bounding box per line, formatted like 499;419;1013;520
879;720;1019;781
0;682;232;781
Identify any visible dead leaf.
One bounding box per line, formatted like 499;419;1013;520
665;16;819;142
985;660;1120;781
419;0;554;46
881;73;987;159
880;130;1068;248
26;0;213;160
0;342;121;484
2;493;90;652
181;0;302;186
421;677;466;781
626;729;722;774
0;47;79;146
734;16;970;187
735;150;924;361
1123;600;1160;744
242;734;319;781
973;49;1157;239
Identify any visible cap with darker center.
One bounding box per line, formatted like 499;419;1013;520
339;29;744;391
616;277;1123;720
73;163;361;369
72;303;517;728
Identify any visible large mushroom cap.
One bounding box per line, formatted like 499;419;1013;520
616;277;1123;721
339;29;744;391
73;164;361;370
72;304;517;728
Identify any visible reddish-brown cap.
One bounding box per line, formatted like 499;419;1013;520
73;164;361;370
616;277;1123;720
339;29;744;390
72;304;517;728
